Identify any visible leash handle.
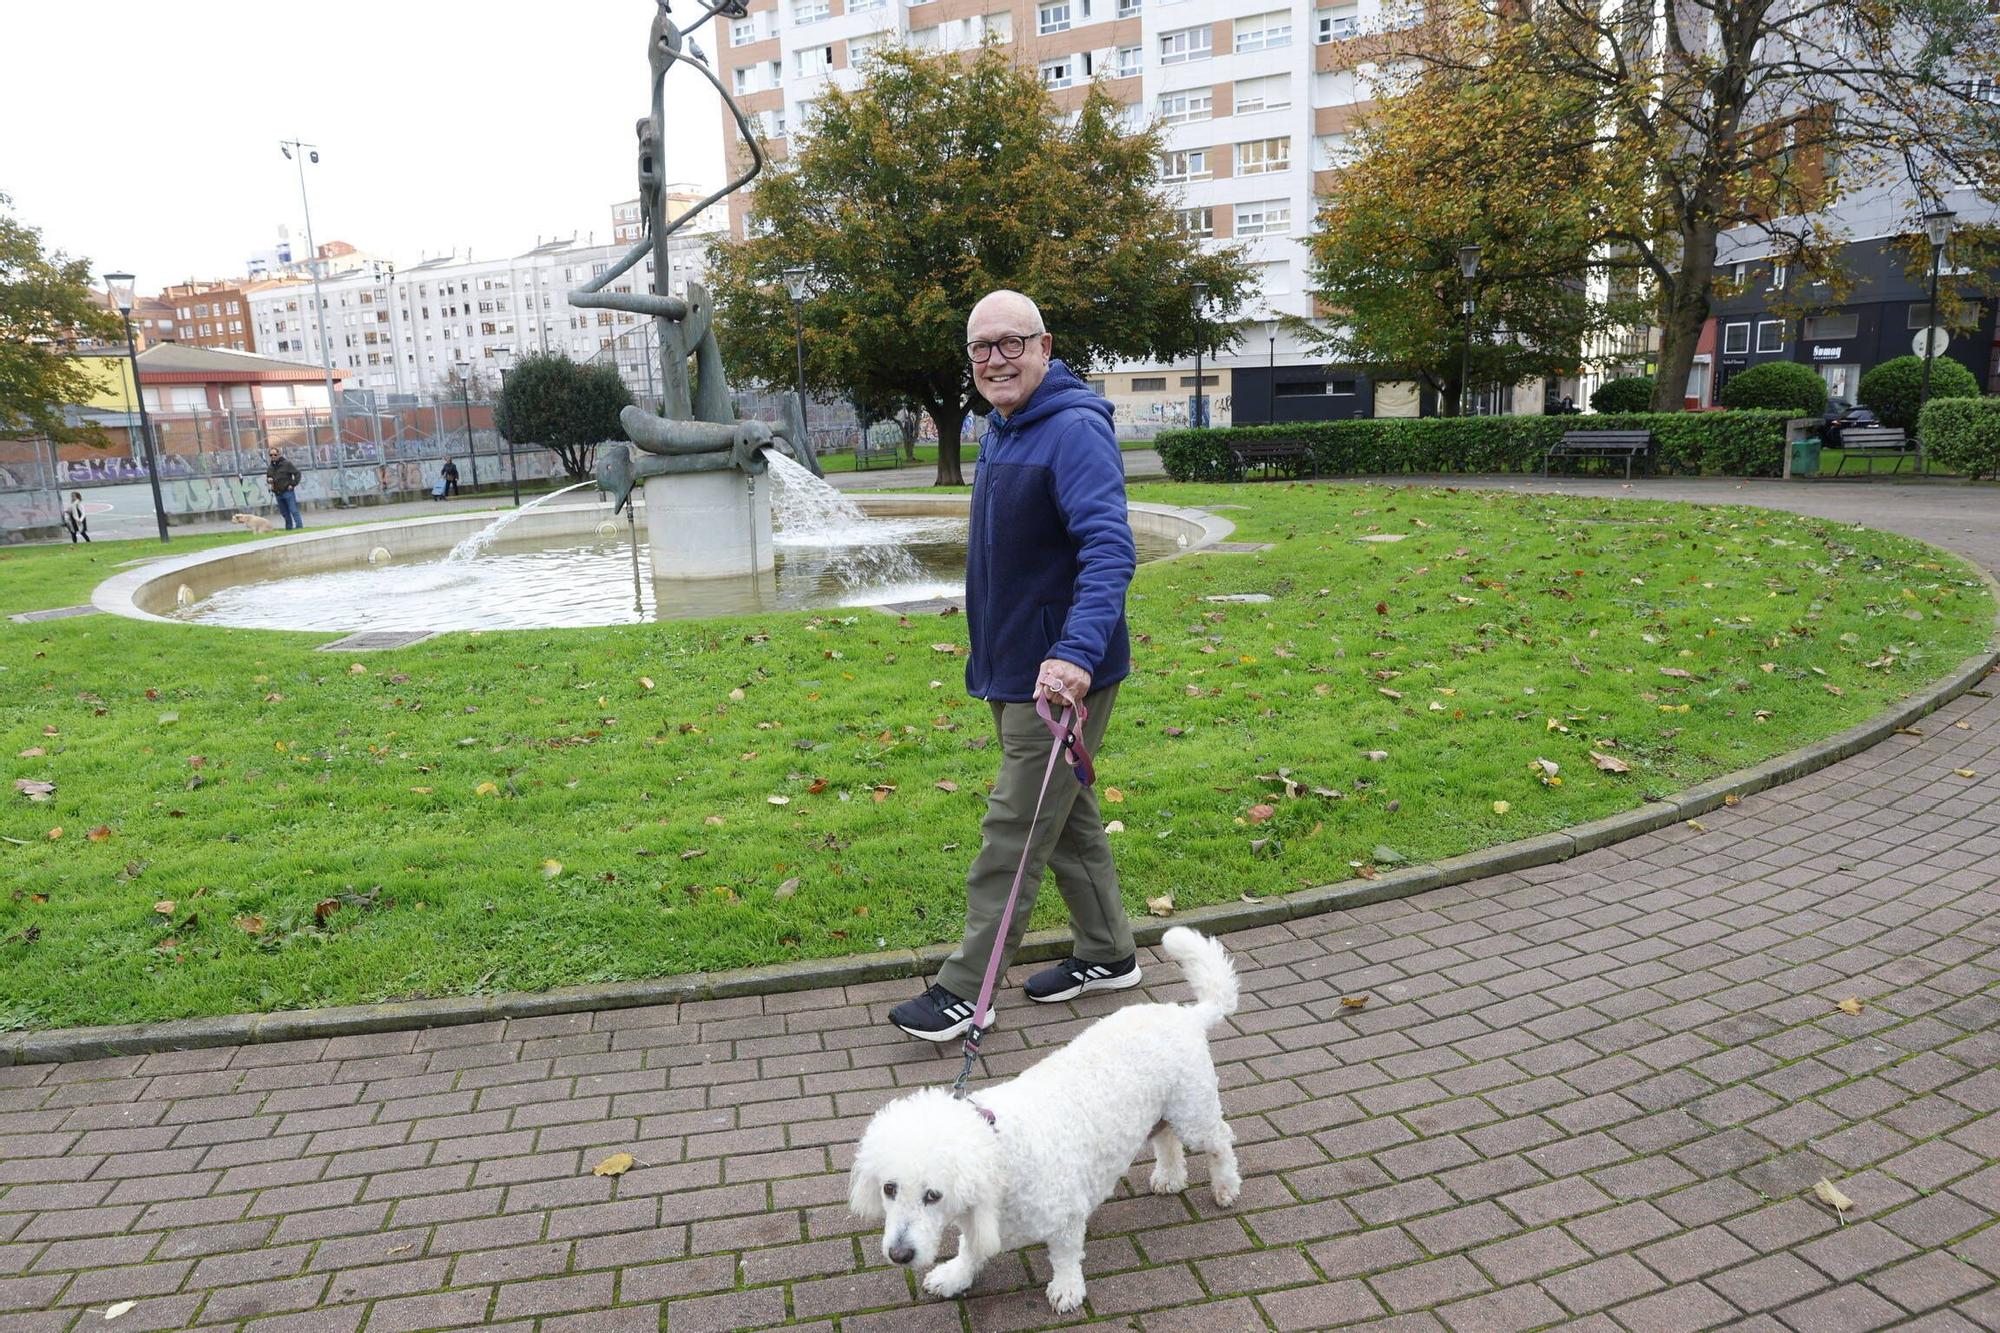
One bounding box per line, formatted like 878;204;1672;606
954;696;1092;1091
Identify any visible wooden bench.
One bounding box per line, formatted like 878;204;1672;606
1827;425;1915;475
854;431;905;470
1544;429;1654;479
1228;438;1316;481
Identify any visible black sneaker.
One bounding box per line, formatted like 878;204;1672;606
889;983;982;1042
1024;954;1142;1003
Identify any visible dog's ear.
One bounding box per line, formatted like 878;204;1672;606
847;1144;885;1222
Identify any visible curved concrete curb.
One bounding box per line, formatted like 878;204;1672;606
10;535;1994;1068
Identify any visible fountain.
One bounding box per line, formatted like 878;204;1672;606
572;0;816;583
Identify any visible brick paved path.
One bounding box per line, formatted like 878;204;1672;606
2;479;1996;1332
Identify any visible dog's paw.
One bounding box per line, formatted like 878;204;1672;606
1045;1273;1087;1314
1149;1164;1188;1195
1211;1173;1241;1208
922;1261;974;1300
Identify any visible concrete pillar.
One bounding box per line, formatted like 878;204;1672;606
639;469;772;580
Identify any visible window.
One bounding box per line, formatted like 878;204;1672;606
732;16;757;43
1251;259;1291;294
1722;322;1750;355
1158;89;1212;123
796;45;834;76
1118;0;1141;13
1907;303;1936;329
1040;57;1074;89
1235;74;1292;112
1236;137;1290;174
1235;11;1292;52
1755;320;1784;354
1160;148;1210;182
1316;5;1358;41
1176;207;1214;238
1132;376;1168;392
1803;313;1857;340
1159;26;1211;64
1235;199;1291;236
1038;1;1070;33
1179;374;1219;387
794;0;830;22
849;35;876;64
734;67;751;94
849;0;886;11
1114;45;1142;78
1768;262;1789;290
1317;132;1353;167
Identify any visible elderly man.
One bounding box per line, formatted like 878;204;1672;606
890;290;1140;1041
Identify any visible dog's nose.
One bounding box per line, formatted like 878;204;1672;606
887;1243;915;1265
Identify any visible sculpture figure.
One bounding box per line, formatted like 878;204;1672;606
573;0;821;576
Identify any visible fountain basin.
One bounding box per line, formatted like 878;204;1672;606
92;495;1234;631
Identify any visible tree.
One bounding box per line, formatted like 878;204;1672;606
1399;0;2000;411
1715;361;1827;415
1856;354;1980;430
707;45;1256;485
0;194;127;442
1306;23;1635;415
494;352;631;479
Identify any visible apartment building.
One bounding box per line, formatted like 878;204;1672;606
245;225;721;400
162;281;257;353
714;0;1392;426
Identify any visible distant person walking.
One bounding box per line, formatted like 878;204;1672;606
441;458;461;497
266;448;304;530
63;492;90;543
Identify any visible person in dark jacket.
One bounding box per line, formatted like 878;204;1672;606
441;457;460;497
890;289;1140;1042
266;449;304;529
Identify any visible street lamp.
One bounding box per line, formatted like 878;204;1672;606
280;140;342;464
1916;207;1956;462
1268;313;1277;425
1191;281;1210;429
103;272;170;543
492;346;521;506
783;267;811;461
455;359;479;491
1457;244;1481;418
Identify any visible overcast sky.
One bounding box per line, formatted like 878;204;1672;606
2;1;725;291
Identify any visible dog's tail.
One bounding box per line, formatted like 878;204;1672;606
1162;927;1238;1028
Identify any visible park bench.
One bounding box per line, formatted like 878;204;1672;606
1827;425;1916;475
1543;429;1655;479
854;431;906;470
1228;438;1317;481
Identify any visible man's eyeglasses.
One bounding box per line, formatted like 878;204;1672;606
966;332;1043;364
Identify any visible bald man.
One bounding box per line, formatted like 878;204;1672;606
890;290;1141;1041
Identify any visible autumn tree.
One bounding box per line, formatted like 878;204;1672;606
1398;0;2000;410
706;45;1256;485
1307;22;1638;414
494;352;631;479
0;194;127;442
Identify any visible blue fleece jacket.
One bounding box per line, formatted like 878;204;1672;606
964;359;1136;702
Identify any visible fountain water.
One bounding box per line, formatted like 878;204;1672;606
767;453;926;586
443;480;597;564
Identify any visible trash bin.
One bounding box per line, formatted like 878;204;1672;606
1789;435;1821;477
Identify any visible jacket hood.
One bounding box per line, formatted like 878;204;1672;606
988;359;1112;432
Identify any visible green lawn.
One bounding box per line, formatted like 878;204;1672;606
1;482;1990;1030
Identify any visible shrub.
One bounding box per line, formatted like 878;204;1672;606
495;353;632;479
1856;354;1979;430
1919;396;2000;479
1155;410;1795;482
1590;376;1655;414
1716;361;1828;415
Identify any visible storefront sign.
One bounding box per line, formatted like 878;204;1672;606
1812;346;1844;360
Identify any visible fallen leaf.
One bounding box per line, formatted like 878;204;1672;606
807;778;829;794
1813;1177;1854;1220
1353;863;1379;879
1145;893;1175;917
1659;667;1694;679
153;900;175;915
934;780;958;793
1378;688;1403;700
1246;803;1276;824
541;859;563;879
313;898;340;924
1372;845;1405;864
1953;769;1976;779
1240;893;1265;904
13;778;55;801
1588;751;1631;774
46;826;62;840
17;747;44;758
1836;997;1864;1015
104;1301;136;1320
233;915;265;935
1375;602;1388;615
1823;683;1844;696
1340;995;1369;1008
639;677;655;690
774;877;799;900
347;663;366;675
157;711;178;726
930;642;960;654
1686;819;1707;831
1103;786;1125;803
1364;750;1389;762
728;687;746;702
1105;820;1126;833
592;1152;636;1177
703;814;725;826
767;794;791;805
680;848;707;861
86;825;112;842
1724;793;1741;806
474;781;498;797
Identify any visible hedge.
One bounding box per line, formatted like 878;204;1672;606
1858;354;1980;429
1157;410;1799;482
1589;376;1654;413
1919;396;2000;480
1717;360;1828;415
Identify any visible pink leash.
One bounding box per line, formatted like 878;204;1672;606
950;693;1095;1100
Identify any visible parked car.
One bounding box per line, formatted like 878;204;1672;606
1822;400;1879;447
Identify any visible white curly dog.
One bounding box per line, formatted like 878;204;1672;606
848;927;1242;1313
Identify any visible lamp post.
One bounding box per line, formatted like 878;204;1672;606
1268;316;1277;425
103;272;170;543
1192;281;1210;429
1457;244;1481;417
1916;208;1956;461
492;346;521;506
783;267;811;459
280;140;342;463
455;359;479;490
